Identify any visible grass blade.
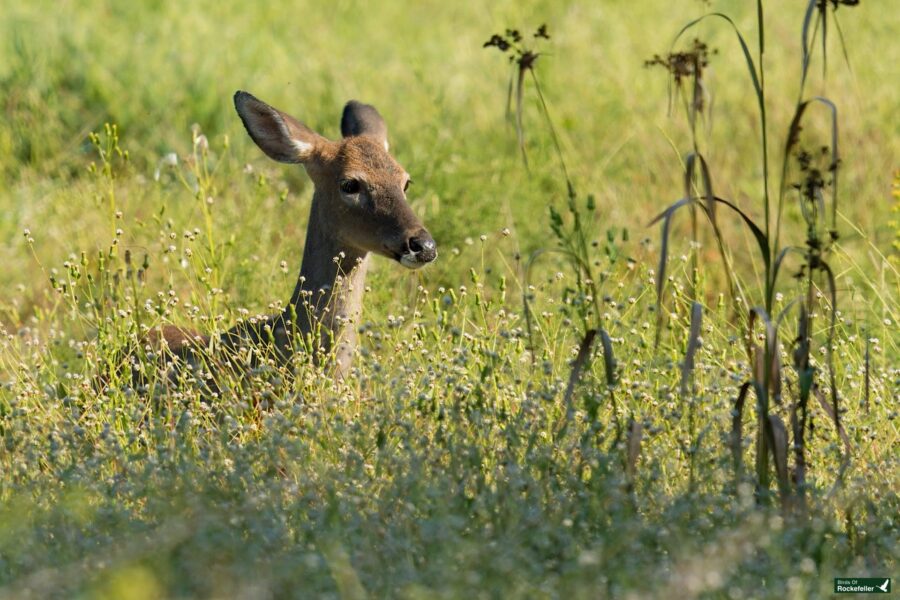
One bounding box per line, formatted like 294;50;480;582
697;154;716;227
751;342;765;390
625;417;643;492
821;1;828;78
771;342;783;405
671;13;770;234
756;0;765;59
810;96;840;230
561;328;598;428
515;65;528;170
800;0;817;89
747;306;780;500
684;153;697;206
731;381;752;485
711;197;770;270
649;197;693;338
752;380;771;498
505;70;514;121
771;245;802;291
768;414;791;507
776;100;809;250
790;303;811;502
832;11;856;80
818;259;840;430
650;195;767;326
680;301;702;399
598;328;617;389
864;333;870;414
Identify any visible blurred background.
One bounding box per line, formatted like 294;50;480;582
1;0;897;317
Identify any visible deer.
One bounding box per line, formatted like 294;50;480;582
143;91;436;384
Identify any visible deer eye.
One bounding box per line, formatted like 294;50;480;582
340;179;360;195
403;179;412;193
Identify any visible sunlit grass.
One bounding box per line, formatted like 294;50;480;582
0;0;897;598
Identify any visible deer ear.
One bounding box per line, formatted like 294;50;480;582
341;100;389;151
234;91;324;163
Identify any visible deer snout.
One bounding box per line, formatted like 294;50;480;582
400;229;437;269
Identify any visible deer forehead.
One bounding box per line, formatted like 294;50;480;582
333;137;406;185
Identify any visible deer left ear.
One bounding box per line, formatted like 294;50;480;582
341;100;389;151
234;91;325;163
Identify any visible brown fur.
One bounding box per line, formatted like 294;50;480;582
146;325;210;355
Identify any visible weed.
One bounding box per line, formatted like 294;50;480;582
640;0;889;524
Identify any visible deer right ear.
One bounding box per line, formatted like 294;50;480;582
341;100;389;151
234;91;323;163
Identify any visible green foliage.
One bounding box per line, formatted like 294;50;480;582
641;0;895;518
891;171;900;263
0;1;897;598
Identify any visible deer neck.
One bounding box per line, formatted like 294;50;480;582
286;194;369;373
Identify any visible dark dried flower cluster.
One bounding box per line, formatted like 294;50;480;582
484;25;551;65
794;146;840;252
484;34;511;52
644;38;717;86
794;146;839;201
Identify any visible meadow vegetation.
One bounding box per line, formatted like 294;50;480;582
0;0;897;598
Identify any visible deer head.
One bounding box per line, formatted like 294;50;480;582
233;91;436;269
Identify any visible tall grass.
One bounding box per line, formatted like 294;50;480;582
643;0;866;511
0;1;896;597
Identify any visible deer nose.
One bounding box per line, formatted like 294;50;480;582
408;232;437;263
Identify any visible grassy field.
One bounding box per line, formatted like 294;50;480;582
1;0;897;598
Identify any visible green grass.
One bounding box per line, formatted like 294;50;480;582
0;0;898;598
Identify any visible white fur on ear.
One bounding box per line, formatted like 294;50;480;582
292;139;314;158
383;140;390;152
